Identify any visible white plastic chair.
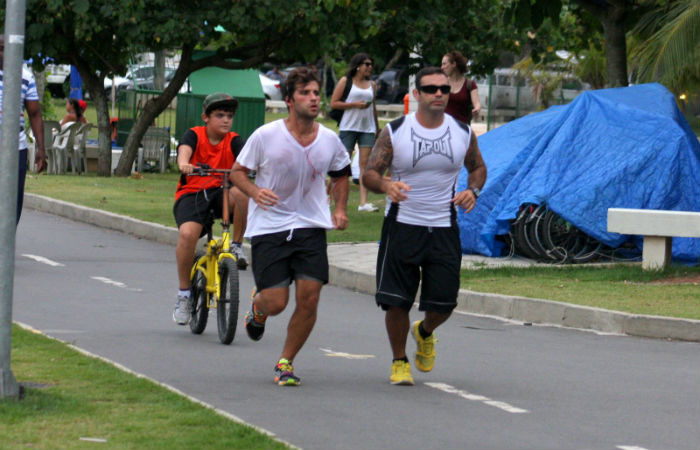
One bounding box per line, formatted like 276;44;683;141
138;126;171;173
70;123;94;174
50;122;81;174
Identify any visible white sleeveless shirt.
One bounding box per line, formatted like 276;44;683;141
386;113;471;227
339;82;376;133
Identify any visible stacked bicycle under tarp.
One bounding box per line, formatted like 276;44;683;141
507;203;611;264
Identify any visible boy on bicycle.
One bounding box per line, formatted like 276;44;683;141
172;93;249;325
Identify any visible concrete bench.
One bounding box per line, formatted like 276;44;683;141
607;208;700;270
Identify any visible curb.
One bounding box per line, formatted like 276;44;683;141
25;193;700;342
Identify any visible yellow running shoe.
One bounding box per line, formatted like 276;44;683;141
412;320;436;372
390;360;414;386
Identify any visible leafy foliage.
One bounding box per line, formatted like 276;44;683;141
629;0;700;95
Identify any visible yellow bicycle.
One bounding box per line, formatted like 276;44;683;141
187;164;240;344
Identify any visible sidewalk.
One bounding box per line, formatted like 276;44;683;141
25;193;700;342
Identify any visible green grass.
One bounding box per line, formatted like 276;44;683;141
25;173;386;243
461;264;700;319
1;325;289;450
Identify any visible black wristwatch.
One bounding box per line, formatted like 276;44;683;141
467;187;481;198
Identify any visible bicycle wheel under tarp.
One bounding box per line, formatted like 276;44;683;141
217;257;239;345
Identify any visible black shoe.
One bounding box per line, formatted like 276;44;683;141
244;290;266;341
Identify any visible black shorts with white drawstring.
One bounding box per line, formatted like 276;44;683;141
375;204;461;313
250;228;329;291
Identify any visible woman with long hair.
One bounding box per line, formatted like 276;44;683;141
59;98;87;127
441;50;481;124
330;52;380;212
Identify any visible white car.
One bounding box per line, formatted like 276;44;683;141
259;73;282;100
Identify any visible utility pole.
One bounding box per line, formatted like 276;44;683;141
0;0;27;399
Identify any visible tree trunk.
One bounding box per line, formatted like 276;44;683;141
601;10;629;87
574;0;630;88
154;50;166;91
384;48;404;71
114;57;194;176
79;70;113;176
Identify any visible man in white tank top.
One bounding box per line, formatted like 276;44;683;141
363;67;487;386
232;67;351;386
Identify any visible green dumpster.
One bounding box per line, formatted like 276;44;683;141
176;67;265;141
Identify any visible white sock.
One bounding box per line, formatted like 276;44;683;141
178;289;191;298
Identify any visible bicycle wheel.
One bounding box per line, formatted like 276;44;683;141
513;204;540;260
525;204;551;261
542;211;580;263
217;256;239;345
189;252;209;334
571;234;603;263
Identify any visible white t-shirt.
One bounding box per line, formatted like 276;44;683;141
237;119;351;238
0;67;39;150
386;113;471;227
339;82;376;133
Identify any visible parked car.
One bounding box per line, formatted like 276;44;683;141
103;75;134;98
45;64;71;97
259;73;282;100
373;67;409;104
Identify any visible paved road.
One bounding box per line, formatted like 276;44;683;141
12;210;700;450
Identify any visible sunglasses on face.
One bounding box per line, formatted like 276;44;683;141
419;84;451;94
362;62;373;67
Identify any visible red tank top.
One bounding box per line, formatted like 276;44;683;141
175;126;238;200
445;79;475;124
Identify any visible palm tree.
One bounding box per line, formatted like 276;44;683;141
629;0;700;95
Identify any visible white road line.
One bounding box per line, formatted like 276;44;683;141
22;254;65;267
617;446;650;450
425;382;529;414
91;276;143;292
320;347;375;359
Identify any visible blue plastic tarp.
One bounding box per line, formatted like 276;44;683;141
457;83;700;262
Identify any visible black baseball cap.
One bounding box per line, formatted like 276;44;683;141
202;92;238;115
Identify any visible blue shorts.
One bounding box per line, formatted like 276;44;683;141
339;130;375;153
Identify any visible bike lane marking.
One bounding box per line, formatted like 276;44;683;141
320;347;375;359
425;382;529;414
91;276;143;292
23;254;65;267
616;446;650;450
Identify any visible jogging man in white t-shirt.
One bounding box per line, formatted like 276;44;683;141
363;66;487;386
232;67;351;386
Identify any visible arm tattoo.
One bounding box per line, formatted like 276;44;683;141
464;132;485;172
367;127;393;175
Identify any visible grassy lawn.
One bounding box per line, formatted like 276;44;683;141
461;264;700;319
1;325;289;450
25;172;386;243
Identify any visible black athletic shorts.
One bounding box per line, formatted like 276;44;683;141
251;228;329;291
375;205;461;314
173;188;228;236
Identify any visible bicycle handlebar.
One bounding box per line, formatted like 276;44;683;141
188;163;233;177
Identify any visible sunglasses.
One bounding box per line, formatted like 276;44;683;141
361;62;373;67
419;85;451;94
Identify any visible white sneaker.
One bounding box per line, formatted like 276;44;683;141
233;245;248;270
173;295;191;325
358;203;379;212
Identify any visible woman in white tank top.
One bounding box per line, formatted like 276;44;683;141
330;53;380;212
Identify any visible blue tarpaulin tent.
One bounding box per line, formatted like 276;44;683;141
457;83;700;262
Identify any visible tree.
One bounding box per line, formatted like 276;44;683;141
19;0;383;176
629;0;700;95
360;0;513;77
506;0;657;88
